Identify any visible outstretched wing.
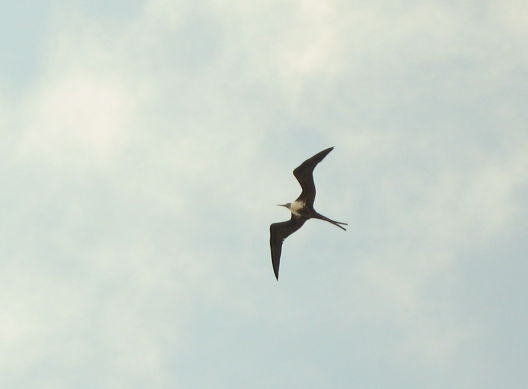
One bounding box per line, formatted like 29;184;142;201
269;215;307;280
293;147;334;207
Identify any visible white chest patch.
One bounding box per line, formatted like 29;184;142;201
290;200;305;216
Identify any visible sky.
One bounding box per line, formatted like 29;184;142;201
1;1;527;388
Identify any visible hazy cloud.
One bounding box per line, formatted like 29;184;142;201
1;1;527;388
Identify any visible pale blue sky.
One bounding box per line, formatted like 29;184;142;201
1;1;527;388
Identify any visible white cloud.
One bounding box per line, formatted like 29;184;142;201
17;72;135;166
276;0;343;77
492;0;528;37
2;0;528;388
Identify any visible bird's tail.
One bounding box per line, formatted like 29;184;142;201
313;212;347;231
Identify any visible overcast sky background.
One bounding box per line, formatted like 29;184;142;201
1;1;527;388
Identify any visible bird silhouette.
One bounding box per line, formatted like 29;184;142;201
270;147;347;280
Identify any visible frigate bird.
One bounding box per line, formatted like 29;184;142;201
269;147;347;280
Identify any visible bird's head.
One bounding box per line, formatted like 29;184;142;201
277;203;291;210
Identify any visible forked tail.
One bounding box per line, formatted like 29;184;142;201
313;212;347;231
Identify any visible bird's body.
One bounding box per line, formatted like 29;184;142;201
269;147;347;280
288;200;305;216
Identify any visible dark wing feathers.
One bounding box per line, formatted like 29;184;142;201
269;215;307;280
270;147;334;280
293;147;333;206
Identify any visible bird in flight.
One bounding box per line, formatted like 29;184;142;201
269;147;347;280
